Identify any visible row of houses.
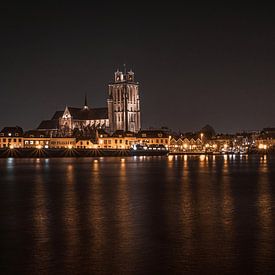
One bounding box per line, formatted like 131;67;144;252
1;126;275;152
169;129;275;153
0;126;171;150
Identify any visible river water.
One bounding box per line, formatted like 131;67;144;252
1;155;275;274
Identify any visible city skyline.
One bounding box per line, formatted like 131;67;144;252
1;2;275;133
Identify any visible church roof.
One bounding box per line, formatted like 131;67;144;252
52;107;108;120
24;130;48;138
37;120;59;130
136;130;169;138
51;111;65;120
0;126;24;136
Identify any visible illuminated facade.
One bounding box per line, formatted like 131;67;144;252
37;69;141;134
107;69;141;133
0;127;24;148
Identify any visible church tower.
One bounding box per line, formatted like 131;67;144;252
107;68;141;133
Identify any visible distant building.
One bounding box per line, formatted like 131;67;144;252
107;69;141;133
37;68;141;135
0;126;24;148
23;130;50;148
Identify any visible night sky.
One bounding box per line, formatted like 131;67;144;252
1;2;275;133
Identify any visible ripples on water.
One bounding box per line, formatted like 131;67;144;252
0;155;275;274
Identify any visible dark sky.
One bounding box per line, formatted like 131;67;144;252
1;2;275;133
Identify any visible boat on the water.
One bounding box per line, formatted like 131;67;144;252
129;144;169;156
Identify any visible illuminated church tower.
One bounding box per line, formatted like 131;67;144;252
107;68;141;132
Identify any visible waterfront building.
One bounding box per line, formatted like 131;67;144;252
256;128;275;150
107;69;141;133
97;131;136;149
38;101;109;137
0;126;24;148
23;130;50;148
37;68;141;135
169;134;202;153
96;130;170;149
76;139;95;149
49;137;76;149
136;130;170;147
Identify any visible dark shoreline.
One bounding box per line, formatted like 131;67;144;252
0;148;169;158
0;148;271;158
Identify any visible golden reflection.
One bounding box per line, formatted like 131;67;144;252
199;154;205;162
221;157;234;236
92;159;99;172
63;162;79;263
223;154;228;162
256;157;272;271
114;158;135;263
183;155;188;175
168;154;174;168
32;171;50;272
219;155;235;268
168;155;173;162
180;162;193;240
199;154;206;169
260;154;267;164
89;158;105;257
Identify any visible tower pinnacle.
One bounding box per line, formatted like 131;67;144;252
84;93;88;110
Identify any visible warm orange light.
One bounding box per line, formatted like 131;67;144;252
259;144;267;150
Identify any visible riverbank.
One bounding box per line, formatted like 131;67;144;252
0;148;169;158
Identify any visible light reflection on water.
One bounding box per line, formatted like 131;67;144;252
0;155;275;274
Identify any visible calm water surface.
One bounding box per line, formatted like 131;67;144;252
1;155;275;274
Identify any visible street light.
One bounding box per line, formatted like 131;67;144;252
200;133;204;151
